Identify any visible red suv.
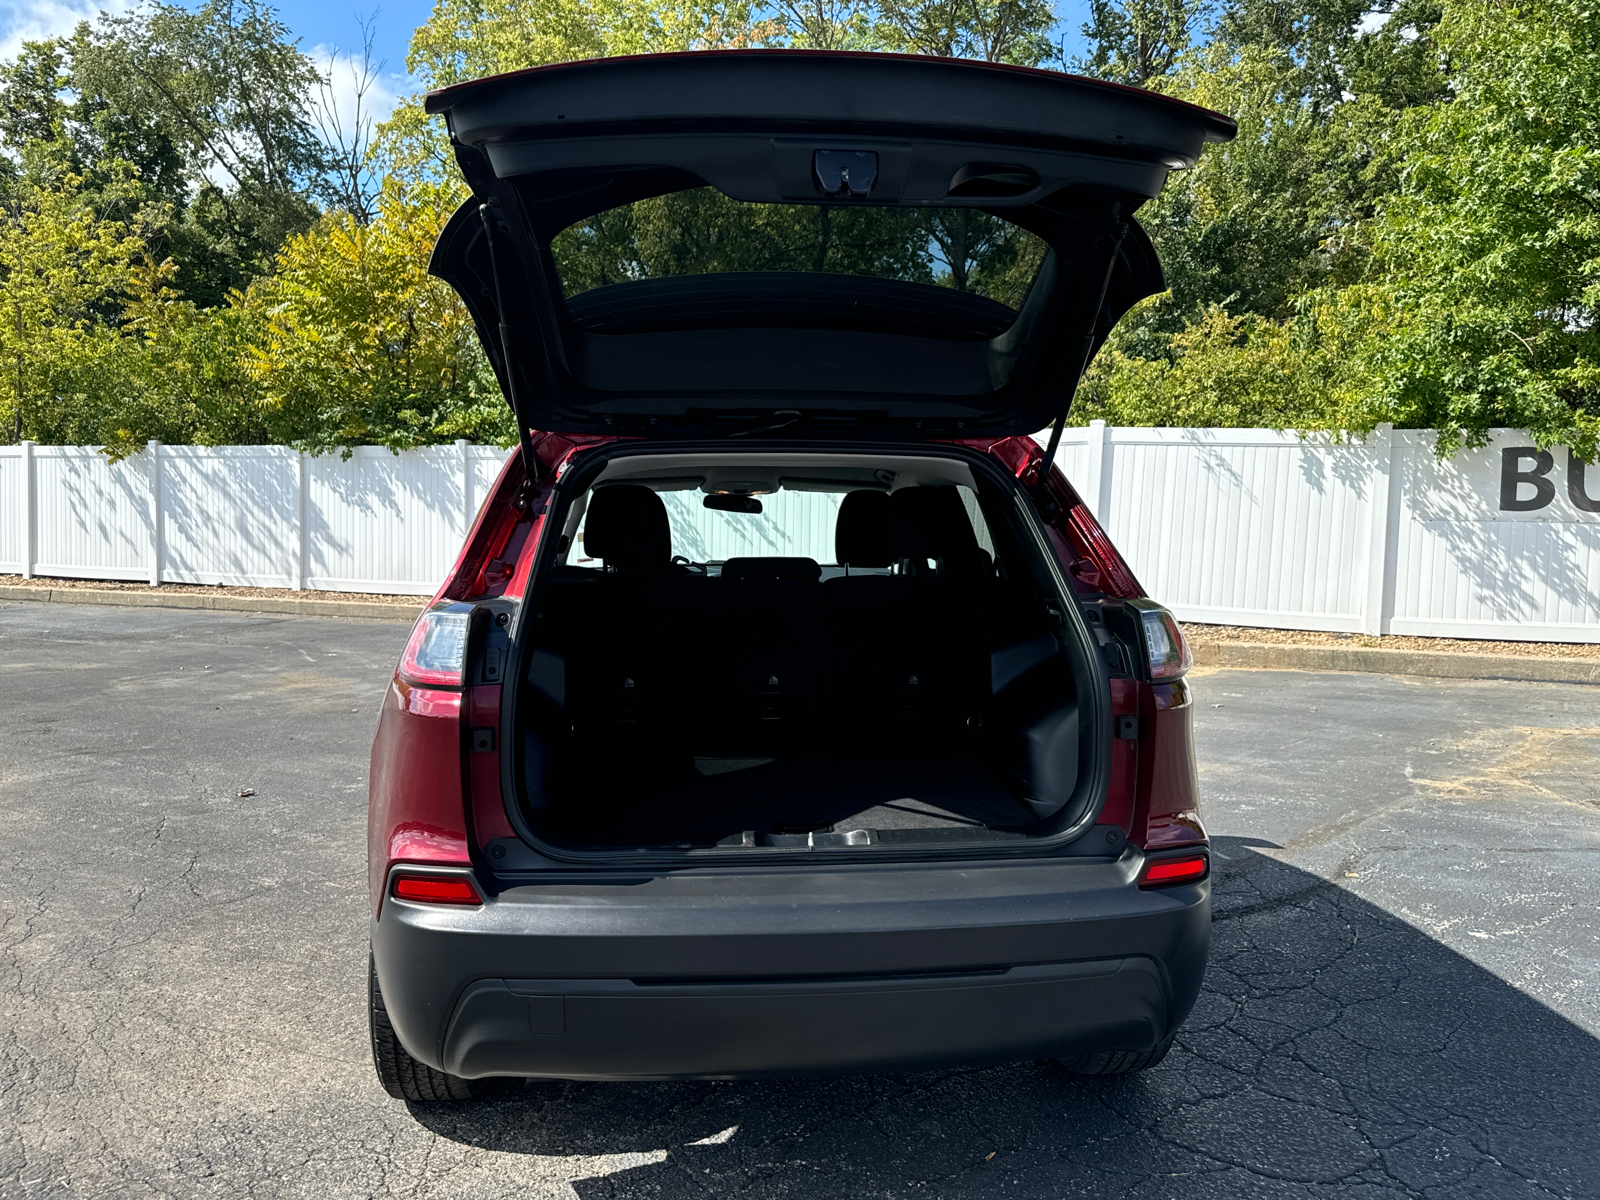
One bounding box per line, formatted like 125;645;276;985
367;51;1234;1100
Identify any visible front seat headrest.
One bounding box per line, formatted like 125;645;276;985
888;486;986;575
835;489;892;568
583;484;672;571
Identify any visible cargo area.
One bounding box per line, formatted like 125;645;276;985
513;451;1092;851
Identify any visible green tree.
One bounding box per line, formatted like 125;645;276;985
1337;0;1600;458
380;0;782;188
69;0;332;305
1073;0;1207;85
873;0;1054;64
0;155;169;444
1083;0;1600;460
240;179;508;454
775;0;876;47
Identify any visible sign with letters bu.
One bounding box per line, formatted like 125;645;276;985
1500;448;1600;515
1404;431;1600;523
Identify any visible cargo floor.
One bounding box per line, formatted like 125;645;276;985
539;745;1037;847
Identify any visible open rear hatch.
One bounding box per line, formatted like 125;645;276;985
425;50;1235;442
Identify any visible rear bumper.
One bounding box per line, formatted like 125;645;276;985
371;853;1209;1080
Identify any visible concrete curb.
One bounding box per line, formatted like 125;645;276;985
0;584;424;622
1192;640;1600;686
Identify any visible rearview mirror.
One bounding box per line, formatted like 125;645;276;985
704;493;763;514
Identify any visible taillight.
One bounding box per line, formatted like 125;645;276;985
1133;600;1192;681
1139;854;1208;887
1064;502;1143;598
398;602;473;687
391;873;482;905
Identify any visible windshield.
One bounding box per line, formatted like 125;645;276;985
554;187;1048;310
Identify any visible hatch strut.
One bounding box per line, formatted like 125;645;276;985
1035;214;1128;508
478;200;540;511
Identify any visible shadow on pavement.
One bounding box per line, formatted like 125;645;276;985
408;836;1600;1198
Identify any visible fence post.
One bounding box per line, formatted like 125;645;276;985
21;440;35;579
458;439;473;539
295;450;308;591
1083;419;1114;527
1360;423;1396;635
147;440;163;587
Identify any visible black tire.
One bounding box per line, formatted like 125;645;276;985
369;955;481;1101
1057;1033;1177;1076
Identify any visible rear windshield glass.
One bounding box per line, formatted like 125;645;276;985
553;187;1047;309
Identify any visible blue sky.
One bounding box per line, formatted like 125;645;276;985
258;0;433;80
0;0;1094;123
0;0;430;68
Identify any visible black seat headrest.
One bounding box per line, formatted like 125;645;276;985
583;484;672;571
835;489;892;568
888;486;986;575
720;556;822;582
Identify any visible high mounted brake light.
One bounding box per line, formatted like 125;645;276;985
1139;854;1208;887
391;873;482;905
397;603;473;688
1132;600;1193;681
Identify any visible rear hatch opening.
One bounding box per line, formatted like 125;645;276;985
503;443;1113;860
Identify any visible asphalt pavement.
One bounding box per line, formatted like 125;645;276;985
1;600;1597;1199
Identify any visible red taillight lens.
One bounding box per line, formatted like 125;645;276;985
391;873;482;905
398;604;472;687
1135;602;1193;681
1140;854;1208;887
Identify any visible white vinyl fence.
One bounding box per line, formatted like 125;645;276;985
1051;423;1600;643
0;441;514;596
2;427;1598;642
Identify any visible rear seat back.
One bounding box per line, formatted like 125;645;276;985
545;486;702;750
695;565;822;744
820;489;902;716
541;481;1032;753
538;486;824;749
823;486;1010;731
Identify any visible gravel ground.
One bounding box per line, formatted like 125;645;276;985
0;574;424;607
1183;622;1600;659
2;601;1597;1198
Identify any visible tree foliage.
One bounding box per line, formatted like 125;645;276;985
0;0;1597;458
1079;0;1600;460
0;156;165;444
1348;0;1600;459
1073;0;1203;85
241;180;508;454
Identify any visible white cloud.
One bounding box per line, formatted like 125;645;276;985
1357;8;1395;35
310;42;413;135
0;0;135;63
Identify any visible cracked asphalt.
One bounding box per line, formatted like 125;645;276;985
1;601;1598;1199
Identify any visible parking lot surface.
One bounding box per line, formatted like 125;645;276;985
1;601;1597;1199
